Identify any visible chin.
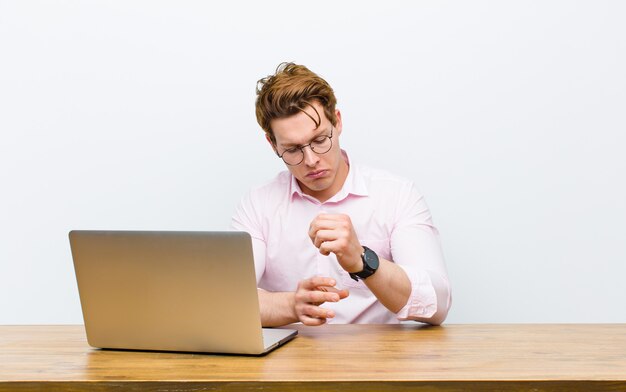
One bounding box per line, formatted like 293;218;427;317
303;179;331;193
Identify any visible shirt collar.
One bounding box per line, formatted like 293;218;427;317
289;150;369;203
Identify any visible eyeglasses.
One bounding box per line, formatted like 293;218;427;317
276;127;334;166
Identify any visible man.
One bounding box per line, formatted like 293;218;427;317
232;63;451;326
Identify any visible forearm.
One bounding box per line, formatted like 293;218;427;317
398;270;450;326
257;289;298;327
362;258;412;314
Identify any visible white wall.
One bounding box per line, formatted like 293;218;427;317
1;1;625;324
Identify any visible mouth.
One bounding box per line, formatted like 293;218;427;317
306;169;328;179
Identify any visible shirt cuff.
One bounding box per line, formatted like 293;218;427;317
395;265;438;320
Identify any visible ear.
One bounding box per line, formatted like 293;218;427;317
335;109;343;136
265;133;278;154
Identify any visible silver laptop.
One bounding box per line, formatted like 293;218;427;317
69;230;297;355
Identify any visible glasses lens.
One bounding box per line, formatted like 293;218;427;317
310;136;332;154
282;149;304;165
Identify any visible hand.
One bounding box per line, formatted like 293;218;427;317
294;276;349;326
309;213;364;273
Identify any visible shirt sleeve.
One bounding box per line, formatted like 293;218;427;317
231;192;267;284
390;183;451;324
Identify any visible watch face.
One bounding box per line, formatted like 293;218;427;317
363;247;379;270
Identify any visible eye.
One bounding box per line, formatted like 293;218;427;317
312;136;327;144
283;147;300;155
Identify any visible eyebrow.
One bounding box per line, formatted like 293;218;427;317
279;127;330;149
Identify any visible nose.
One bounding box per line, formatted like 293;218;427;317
302;145;320;167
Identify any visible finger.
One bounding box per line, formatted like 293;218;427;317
312;218;342;229
316;213;346;221
312;229;338;248
309;218;341;239
299;304;335;320
299;277;337;290
300;315;327;326
322;286;350;299
318;238;346;256
319;247;331;256
305;290;341;304
314;214;351;230
296;291;338;306
297;307;331;326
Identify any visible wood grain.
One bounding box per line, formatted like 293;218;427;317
1;324;625;391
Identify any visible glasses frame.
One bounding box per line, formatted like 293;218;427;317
276;126;334;166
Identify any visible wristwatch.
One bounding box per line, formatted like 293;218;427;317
349;246;380;281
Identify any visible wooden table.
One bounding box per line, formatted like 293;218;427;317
1;324;625;391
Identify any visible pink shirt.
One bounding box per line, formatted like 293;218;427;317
231;152;451;324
